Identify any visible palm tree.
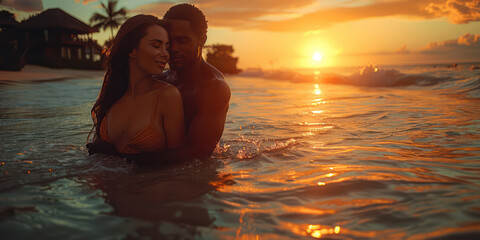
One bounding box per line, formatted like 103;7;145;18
89;0;127;40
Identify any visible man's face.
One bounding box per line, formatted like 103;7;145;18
167;20;201;70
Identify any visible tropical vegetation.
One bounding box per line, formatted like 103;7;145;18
89;0;127;41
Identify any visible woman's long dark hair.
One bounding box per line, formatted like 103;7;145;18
89;15;167;142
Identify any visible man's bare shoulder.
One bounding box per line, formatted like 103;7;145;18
199;76;230;102
200;61;230;95
195;63;231;111
202;78;230;95
204;60;225;78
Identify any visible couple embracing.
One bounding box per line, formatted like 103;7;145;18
87;4;231;165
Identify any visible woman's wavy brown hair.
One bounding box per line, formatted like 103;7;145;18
89;14;167;142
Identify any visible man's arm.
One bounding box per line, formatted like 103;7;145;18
128;80;231;165
188;79;231;157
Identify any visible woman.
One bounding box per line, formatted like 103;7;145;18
88;15;185;154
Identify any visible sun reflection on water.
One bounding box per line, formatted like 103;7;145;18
306;224;341;238
314;84;322;95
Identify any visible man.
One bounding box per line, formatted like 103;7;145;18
88;4;230;163
151;3;230;161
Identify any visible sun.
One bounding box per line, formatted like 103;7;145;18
313;52;322;62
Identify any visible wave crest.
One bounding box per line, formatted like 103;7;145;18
323;64;448;87
240;65;450;87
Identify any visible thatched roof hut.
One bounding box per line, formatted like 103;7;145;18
20;8;98;33
13;8;104;70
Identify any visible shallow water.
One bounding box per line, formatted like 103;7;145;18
1;64;479;239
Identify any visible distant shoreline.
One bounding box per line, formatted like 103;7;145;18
0;65;104;83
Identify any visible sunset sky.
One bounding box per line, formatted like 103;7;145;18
2;0;480;69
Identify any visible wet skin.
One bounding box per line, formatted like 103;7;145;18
89;20;231;163
142;19;231;161
87;25;185;156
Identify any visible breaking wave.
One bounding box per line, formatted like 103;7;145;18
239;64;454;87
320;65;451;87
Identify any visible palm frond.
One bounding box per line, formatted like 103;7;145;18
100;2;108;14
92;22;104;29
106;20;120;29
89;12;107;23
113;7;127;17
108;0;117;18
112;14;127;21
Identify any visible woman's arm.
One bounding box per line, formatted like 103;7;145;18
160;85;186;149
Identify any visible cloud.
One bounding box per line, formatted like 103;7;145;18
200;10;268;29
395;44;411;53
420;33;480;53
303;29;323;36
425;0;480;24
414;33;480;62
131;0;480;32
340;33;479;57
262;0;444;31
342;45;412;57
194;0;315;11
457;32;480;45
132;0;316;29
0;0;43;12
75;0;97;5
131;2;176;19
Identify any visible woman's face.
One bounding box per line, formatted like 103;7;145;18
131;25;169;75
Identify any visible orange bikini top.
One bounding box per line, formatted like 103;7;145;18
99;91;165;154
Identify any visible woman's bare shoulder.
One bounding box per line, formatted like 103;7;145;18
152;82;182;113
151;78;170;89
151;79;181;100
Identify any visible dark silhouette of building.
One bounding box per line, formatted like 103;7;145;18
0;10;25;70
0;8;103;71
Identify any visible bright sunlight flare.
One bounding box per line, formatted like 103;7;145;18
313;52;322;62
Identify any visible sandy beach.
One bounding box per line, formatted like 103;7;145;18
0;65;104;83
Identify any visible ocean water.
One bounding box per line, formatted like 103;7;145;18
0;63;479;239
